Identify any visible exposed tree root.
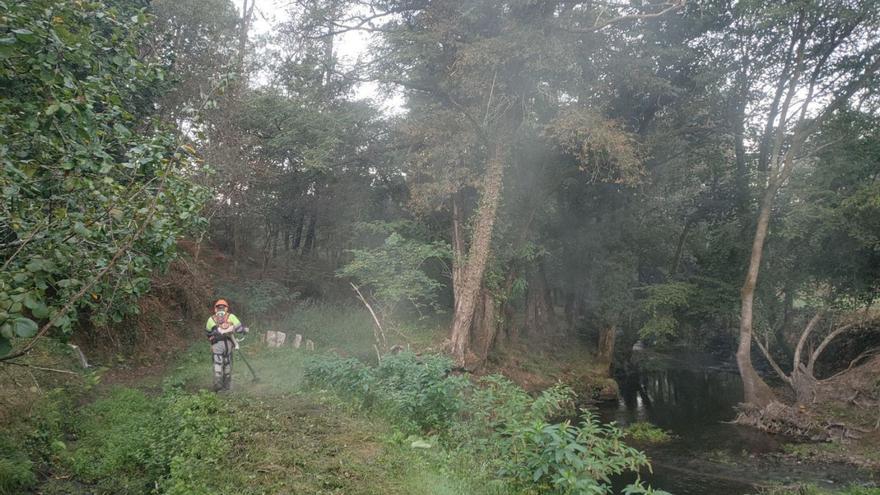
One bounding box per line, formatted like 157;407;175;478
735;402;832;440
736;355;880;443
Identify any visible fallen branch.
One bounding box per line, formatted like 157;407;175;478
1;360;78;375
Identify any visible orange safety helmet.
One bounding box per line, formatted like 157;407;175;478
213;299;229;310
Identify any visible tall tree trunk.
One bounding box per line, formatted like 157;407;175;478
525;263;553;335
450;138;507;367
291;210;305;251
498;270;520;343
669;218;692;277
564;292;583;331
323;13;335;89
738;29;808;409
470;285;498;364
737;181;781;408
731;82;750;217
232;217;241;273
302;211;317;255
597;324;616;372
237;0;255;78
451;193;466;304
260;223;273;278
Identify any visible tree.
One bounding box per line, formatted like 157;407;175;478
721;0;880;406
0;0;207;358
368;0;679;367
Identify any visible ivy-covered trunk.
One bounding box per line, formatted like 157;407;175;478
525;263;554;335
597;324;616;372
450;138;507;368
470;285;498;366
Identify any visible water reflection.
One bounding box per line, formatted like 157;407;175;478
600;368;783;454
596;366;869;494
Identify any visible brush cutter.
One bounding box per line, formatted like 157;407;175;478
219;326;260;383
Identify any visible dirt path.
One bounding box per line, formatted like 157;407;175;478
30;339;449;495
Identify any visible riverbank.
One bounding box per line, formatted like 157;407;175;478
600;348;879;494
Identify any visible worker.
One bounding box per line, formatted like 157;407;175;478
205;299;247;392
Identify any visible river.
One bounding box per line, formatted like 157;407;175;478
595;351;877;494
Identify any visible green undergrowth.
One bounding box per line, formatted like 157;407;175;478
623;422;673;444
2;342;500;494
67;387;234;494
305;352;669;495
1;299;660;495
0;438;36;495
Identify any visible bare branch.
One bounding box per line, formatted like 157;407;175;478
755;337;792;384
1;217;51;272
808;321;863;376
560;1;686;34
350;282;387;354
793;312;824;373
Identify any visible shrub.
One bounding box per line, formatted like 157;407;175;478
68;387;234;494
373;352;467;431
0;439;35;495
305;352;466;432
337;228;450;322
455;376;660;494
306;354;665;494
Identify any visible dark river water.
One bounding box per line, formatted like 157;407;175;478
592;353;878;494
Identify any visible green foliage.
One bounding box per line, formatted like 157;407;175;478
216;279;298;318
639;282;697;342
305;352;467;433
306;354;662;494
777;111;880;308
456;376;661;495
68;387;233;494
623;422;672;444
338;228;451;320
0;0;208;354
0;438;35;495
0;388;75;495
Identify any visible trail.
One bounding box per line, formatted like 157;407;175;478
130;349;425;494
26;299;464;495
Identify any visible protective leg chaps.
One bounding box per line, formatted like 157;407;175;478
211;339;234;391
